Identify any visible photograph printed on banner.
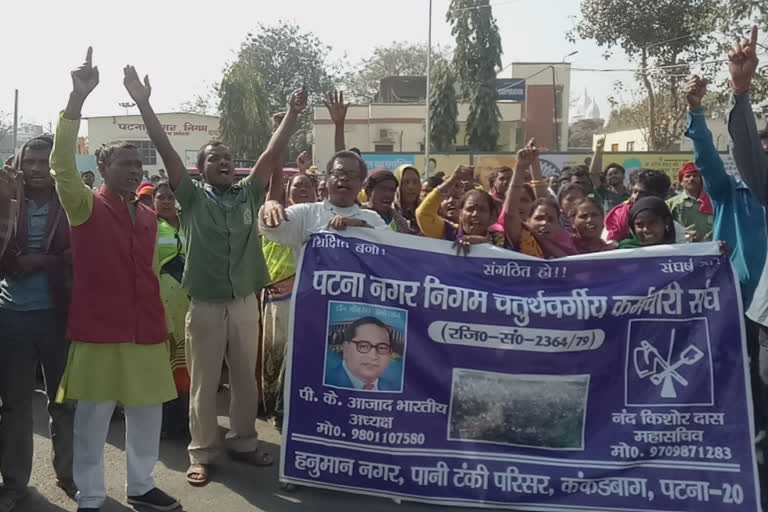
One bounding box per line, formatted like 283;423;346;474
448;369;590;450
323;301;407;393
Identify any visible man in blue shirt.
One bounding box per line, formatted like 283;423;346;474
685;71;768;429
683;76;766;308
722;25;768;507
0;135;75;511
684;76;768;456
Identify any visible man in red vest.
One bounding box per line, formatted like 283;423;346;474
50;48;179;512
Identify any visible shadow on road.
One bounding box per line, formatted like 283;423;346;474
26;383;479;511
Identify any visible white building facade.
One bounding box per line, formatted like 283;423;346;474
85;113;220;175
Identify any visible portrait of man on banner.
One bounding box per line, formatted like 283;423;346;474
323;302;406;392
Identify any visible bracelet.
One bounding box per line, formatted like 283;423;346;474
529;180;545;186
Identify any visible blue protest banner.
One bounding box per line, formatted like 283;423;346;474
280;229;758;511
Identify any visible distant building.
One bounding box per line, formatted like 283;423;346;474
85;113;220;175
593;118;736;153
312;62;571;169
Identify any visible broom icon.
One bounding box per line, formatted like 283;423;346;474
633;329;704;399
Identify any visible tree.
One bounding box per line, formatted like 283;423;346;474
179;85;218;115
429;60;459;152
571;0;723;151
447;0;503;152
568;119;605;149
217;61;271;161
232;21;337;159
342;42;451;103
572;1;768;149
0;111;12;151
709;1;768;116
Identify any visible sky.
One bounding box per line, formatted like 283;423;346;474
1;0;649;130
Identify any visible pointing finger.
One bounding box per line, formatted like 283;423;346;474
86;46;93;67
750;26;758;48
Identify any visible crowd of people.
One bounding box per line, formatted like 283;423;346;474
0;26;766;512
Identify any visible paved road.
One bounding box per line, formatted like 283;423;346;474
17;390;485;512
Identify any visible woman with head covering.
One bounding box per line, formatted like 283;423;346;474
393;164;422;231
605;168;673;242
618;196;677;248
136;182;154;207
260;173;316;427
363;169;414;234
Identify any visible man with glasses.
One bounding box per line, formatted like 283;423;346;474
324;317;403;392
259;150;387;248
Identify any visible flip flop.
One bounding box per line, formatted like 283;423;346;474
228;449;274;466
186;463;209;486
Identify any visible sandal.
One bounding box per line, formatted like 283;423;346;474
228;449;274;466
186;463;210;486
0;488;28;512
56;477;78;499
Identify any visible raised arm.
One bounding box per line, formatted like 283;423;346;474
727;26;768;204
684;76;732;201
504;146;537;247
416;168;464;239
251;87;308;199
123;66;187;190
324;91;350;153
527;139;550;199
589;135;606;189
296;151;310;174
52;47;99;227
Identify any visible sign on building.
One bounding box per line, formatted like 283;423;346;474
496;79;526;102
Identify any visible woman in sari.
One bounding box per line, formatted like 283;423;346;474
416;166;507;254
153;181;190;439
504;144;576;259
260;173;316;428
569;197;616;253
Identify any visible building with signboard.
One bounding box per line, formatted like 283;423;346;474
312;62;570;170
84;113;220;175
592;117;737;154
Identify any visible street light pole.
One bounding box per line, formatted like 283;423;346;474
118;102;136;116
424;0;432;178
552;52;578;151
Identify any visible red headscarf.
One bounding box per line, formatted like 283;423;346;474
678;163;713;215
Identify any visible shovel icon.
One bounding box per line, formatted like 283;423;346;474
633;329;705;398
